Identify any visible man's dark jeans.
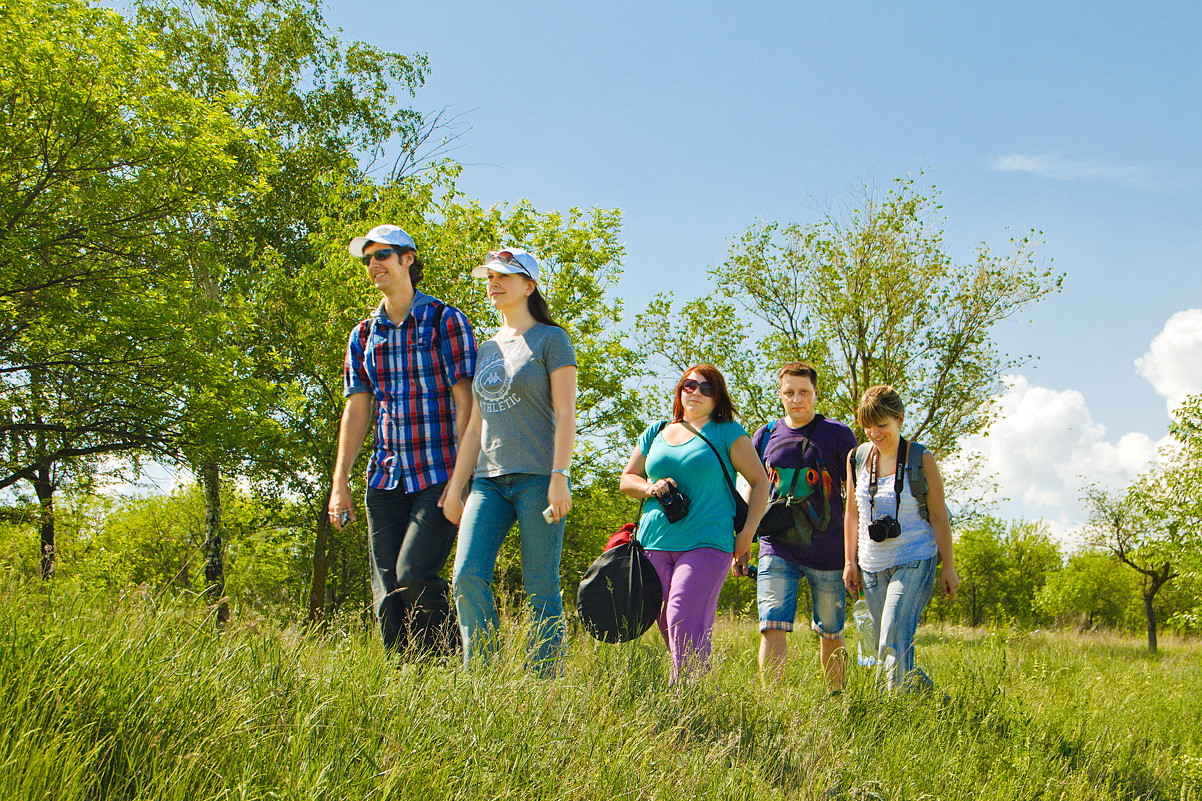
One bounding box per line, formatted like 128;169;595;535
365;482;457;652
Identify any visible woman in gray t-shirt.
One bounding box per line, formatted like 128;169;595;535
443;248;577;675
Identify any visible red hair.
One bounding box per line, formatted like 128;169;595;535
671;363;737;423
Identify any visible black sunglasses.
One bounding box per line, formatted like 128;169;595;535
361;247;406;266
681;379;715;397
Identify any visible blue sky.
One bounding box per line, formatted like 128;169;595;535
326;1;1202;537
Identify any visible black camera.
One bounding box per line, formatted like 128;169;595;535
656;488;690;523
868;515;902;543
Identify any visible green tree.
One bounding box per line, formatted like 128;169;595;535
637;177;1062;458
944;517;1060;628
1157;393;1202;632
1089;392;1202;649
0;0;247;576
997;519;1061;628
1086;485;1183;654
952;518;1007;626
125;0;432;619
1036;549;1139;631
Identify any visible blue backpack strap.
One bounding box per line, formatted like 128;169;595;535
756;420;778;462
431;301;445;343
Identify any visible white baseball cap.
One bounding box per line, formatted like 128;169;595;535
348;224;417;258
471;248;540;282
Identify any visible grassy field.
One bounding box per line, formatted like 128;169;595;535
3;581;1200;801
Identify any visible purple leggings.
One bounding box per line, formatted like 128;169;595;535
646;547;731;684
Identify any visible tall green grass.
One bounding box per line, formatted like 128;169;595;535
3;580;1200;800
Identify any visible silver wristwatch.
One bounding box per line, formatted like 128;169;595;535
550;468;570;479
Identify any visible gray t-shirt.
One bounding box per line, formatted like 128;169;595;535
472;323;576;478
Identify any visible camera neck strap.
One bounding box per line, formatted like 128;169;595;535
868;437;908;521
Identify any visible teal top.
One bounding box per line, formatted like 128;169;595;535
636;419;749;553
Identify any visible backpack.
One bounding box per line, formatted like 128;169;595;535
756;419;835;547
850;440;929;521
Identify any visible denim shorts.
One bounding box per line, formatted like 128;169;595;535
757;554;846;639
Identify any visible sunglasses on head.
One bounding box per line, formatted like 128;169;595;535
485;251;530;276
681;379;715;397
361;247;405;266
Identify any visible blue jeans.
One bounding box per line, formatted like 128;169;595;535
757;555;846;639
365;482;456;619
452;473;565;675
861;556;938;693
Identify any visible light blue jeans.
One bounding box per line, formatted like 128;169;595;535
452;473;565;675
861;555;938;693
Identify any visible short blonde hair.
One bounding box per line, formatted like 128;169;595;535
856;385;905;428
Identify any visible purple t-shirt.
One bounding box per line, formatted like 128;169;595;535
752;414;858;571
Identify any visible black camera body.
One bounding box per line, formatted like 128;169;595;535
656;488;690;523
868;515;902;543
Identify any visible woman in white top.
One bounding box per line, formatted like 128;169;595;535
843;385;958;692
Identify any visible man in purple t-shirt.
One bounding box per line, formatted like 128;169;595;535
744;362;857;692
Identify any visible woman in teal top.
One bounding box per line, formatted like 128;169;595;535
620;364;769;684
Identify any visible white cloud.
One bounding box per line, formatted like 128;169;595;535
954;376;1163;527
989;153;1145;185
1040;518;1091;553
1135;308;1202;416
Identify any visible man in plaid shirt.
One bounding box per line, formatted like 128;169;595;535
329;224;477;652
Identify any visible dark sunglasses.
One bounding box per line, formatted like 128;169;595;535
361;247;405;266
681;379;715;397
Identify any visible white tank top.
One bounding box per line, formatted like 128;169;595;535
855;468;937;572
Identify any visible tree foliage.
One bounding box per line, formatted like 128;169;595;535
937;517;1061;628
0;0;246;494
114;0;432;614
637;177;1062;457
1087;393;1202;650
1037;549;1140;631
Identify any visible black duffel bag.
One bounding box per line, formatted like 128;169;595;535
577;521;662;644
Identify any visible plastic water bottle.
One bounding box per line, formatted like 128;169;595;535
853;597;877;666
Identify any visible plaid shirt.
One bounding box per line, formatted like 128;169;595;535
344;292;477;492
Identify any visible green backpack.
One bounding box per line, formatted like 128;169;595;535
757;420;835;550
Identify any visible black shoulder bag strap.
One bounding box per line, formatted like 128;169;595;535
678;420;741;506
632;498;647;545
